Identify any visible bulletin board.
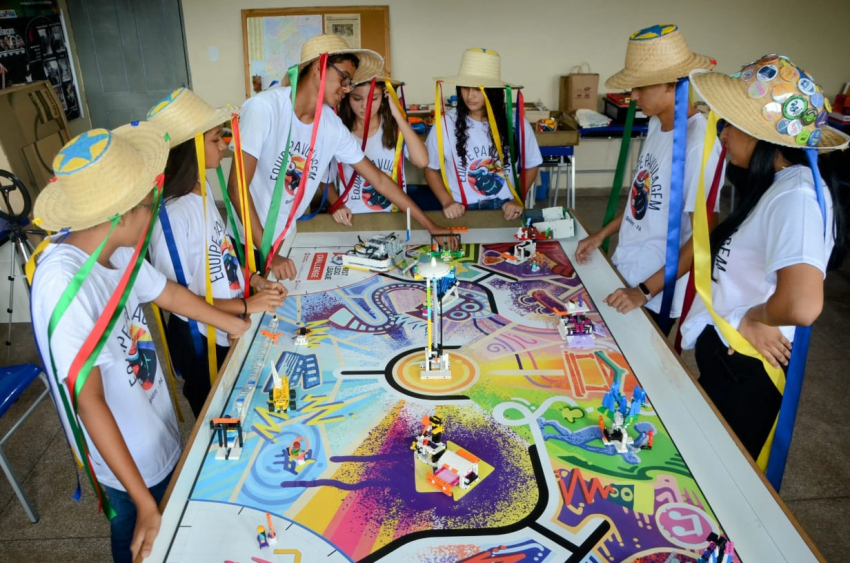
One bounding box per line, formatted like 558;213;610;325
241;6;390;98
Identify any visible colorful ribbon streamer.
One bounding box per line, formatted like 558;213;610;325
150;302;184;423
601;100;636;254
216;165;244;267
266;54;329;273
478;86;523;208
656;78;689;330
260;64;300;267
195;133;219;384
230;111;256;292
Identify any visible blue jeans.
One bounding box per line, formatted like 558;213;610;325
466;198;510;211
103;470;174;563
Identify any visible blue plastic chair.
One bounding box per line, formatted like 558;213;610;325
0;363;50;522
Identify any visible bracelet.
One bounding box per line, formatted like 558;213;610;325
241;297;248;316
249;271;260;285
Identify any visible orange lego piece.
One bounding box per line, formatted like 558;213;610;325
455;448;479;463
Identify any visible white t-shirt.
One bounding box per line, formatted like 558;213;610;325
681;165;834;349
150;186;245;347
31;244;181;491
611;113;723;317
238;87;364;243
332;120;409;214
425;109;543;207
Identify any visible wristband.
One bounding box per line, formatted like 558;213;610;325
241;297;248;316
638;282;652;301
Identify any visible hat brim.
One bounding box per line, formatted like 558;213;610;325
35;122;169;232
167;106;240;147
280;49;385;87
435;74;522;89
354;75;403;88
605;53;715;90
690;70;850;151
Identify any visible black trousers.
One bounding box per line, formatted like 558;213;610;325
695;326;784;460
166;314;229;418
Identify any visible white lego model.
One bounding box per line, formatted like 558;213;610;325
418;257;453;380
342;233;405;272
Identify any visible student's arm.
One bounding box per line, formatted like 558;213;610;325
77;367;161;561
423;127;464;220
604;236;694;314
352;158;450;235
736;263;823;368
215;275;287;315
388;96;428;168
574;212;624;264
326;180;353;226
154;281;250;337
424;167;464;220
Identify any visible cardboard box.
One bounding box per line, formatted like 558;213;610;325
0;81;70;209
533;112;580;146
560;73;599;113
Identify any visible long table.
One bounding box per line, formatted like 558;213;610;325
148;211;821;563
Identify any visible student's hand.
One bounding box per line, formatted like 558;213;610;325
575;233;603;265
386;89;404;121
246;288;286;314
226;316;251;344
604;287;647;314
269;255;297;281
250;274;286;295
501;200;523;221
442;202;465;220
332;206;353;226
734;310;792;369
130;499;161;561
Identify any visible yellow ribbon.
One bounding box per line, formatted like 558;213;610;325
692;110;783;469
478;86;524;208
385;79;405;212
150;303;184;422
25;218;50;286
233;116;257;276
195;133;219;385
434;82;454;200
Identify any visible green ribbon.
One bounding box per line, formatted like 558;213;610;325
216;165;244;267
260;65;299;268
601;100;636;254
505;85;520;191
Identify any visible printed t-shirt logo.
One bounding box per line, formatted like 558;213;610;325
630;168;651;220
362;178;392;211
284;155;307;196
221;236;241;290
467;158;505;196
127;324;157;390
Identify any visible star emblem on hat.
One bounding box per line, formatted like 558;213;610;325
53;129;111;175
630;24;678;41
147;87;186;118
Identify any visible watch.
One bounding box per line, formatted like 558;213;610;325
638;282;652;301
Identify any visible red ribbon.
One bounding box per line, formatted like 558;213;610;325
329;77;376;214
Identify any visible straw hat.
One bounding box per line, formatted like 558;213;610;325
280;34;384;87
354;68;402;88
691;56;850;151
34;122;169;231
146;87;238;146
605;24;715;90
436;48;521;89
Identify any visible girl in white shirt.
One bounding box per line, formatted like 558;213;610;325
425;48;542;221
329;74;429;224
682;55;849;459
147;88;286;417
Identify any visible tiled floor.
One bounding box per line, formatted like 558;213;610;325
0;194;847;562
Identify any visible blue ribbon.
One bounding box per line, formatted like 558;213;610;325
766;148;827;490
658;78;689;330
158;205;204;360
298;169;331;221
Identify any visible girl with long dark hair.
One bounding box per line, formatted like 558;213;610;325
425;48;542;221
147;89;286;417
328;73;429;224
681;55;849;460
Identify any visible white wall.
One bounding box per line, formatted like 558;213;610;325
181;0;849;190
